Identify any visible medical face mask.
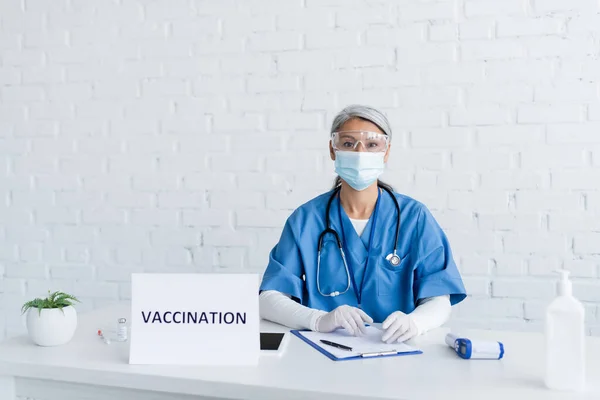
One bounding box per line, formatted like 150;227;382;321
334;151;385;191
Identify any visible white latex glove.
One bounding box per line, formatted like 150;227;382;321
315;305;373;336
381;311;419;343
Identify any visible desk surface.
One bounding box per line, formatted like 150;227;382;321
0;304;599;400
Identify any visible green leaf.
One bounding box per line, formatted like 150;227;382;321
21;290;82;315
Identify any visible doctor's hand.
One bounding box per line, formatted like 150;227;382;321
381;311;419;343
315;305;373;336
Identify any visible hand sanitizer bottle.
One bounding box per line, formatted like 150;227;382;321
545;270;585;391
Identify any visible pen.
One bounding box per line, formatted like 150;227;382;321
360;350;398;358
320;339;353;351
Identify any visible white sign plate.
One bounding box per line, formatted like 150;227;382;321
129;273;259;365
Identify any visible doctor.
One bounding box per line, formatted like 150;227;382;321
259;105;467;343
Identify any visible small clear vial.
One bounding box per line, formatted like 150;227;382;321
117;318;128;342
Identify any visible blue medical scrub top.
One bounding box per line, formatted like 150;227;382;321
259;189;467;323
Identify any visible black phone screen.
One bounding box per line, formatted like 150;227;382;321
260;332;285;351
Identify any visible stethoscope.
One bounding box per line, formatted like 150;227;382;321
316;183;402;299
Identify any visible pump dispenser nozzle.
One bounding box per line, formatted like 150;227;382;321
556;269;572;296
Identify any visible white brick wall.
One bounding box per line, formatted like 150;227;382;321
1;0;600;340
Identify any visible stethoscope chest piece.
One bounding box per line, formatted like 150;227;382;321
386;253;401;267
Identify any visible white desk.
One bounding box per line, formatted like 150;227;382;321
0;304;599;400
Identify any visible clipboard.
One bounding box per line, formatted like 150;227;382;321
291;326;423;361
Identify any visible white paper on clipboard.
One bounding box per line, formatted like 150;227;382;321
297;326;421;359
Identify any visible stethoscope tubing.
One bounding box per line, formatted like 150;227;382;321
316;184;401;297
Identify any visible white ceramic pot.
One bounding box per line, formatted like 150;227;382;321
25;306;78;346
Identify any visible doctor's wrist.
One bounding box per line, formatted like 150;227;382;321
407;313;425;337
409;296;452;336
311;311;328;332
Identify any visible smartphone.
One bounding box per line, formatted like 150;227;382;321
260;332;286;351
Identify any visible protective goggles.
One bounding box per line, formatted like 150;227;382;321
331;130;389;153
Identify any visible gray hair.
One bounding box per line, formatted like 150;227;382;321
330;104;392;140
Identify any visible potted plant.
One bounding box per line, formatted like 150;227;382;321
21;290;81;346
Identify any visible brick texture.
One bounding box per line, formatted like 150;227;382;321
1;0;600;339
